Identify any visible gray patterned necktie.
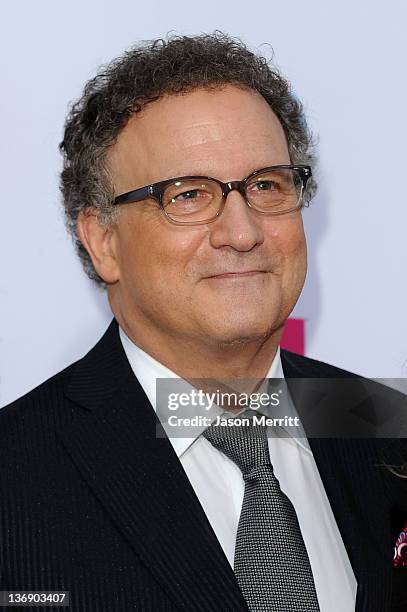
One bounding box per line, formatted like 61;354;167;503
202;409;320;612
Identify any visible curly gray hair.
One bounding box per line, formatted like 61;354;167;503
59;31;317;289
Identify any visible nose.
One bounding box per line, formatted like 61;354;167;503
208;189;264;251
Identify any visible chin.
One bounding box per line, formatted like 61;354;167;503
207;318;281;348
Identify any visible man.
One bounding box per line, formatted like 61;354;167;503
1;33;406;611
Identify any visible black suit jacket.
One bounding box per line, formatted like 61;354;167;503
1;318;406;611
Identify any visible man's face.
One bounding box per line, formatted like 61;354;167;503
105;85;307;347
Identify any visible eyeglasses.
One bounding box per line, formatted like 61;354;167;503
112;164;312;225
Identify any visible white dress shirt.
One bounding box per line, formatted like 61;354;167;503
119;325;357;612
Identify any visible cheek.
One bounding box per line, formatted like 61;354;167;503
118;213;205;289
265;218;307;299
265;215;307;264
286;225;307;264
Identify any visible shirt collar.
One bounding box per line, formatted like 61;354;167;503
119;325;310;457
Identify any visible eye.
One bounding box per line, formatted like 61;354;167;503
166;187;214;215
173;189;201;201
253;180;277;191
168;188;213;208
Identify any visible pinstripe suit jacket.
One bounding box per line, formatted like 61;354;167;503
1;318;406;611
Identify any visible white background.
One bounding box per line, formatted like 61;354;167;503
1;0;406;407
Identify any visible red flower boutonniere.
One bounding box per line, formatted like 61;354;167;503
394;522;407;567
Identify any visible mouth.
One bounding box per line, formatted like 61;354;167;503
206;270;268;279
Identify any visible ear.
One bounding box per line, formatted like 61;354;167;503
76;208;120;284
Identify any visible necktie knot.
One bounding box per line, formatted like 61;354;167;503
202;409;271;477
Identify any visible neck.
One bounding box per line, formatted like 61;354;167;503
111;299;283;396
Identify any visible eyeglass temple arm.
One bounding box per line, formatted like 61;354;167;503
113;185;152;206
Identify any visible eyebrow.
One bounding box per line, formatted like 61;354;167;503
148;163;290;183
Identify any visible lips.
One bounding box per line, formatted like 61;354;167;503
207;270;267;279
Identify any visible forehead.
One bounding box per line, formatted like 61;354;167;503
106;85;290;192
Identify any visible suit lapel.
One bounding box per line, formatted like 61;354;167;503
59;318;248;612
281;350;394;612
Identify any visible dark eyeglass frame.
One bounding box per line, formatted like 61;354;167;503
113;164;312;225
